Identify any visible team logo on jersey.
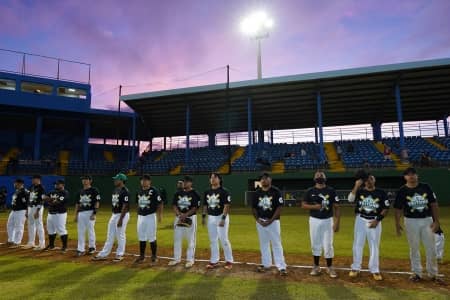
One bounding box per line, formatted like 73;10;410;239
177;195;192;210
358;195;380;214
138;194;151;209
318;194;330;211
11;194;17;206
258;195;273;211
206;193;221;209
79;194;92;207
406;193;429;213
29;191;38;203
50;194;59;203
112;194;120;207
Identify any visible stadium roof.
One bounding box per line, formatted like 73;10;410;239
122;58;450;138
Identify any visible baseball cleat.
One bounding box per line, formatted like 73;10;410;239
43;245;55;251
310;266;321;276
372;273;383;281
256;265;270;273
22;244;35;249
224;262;233;270
91;255;107;261
349;270;360;278
61;248;67;253
113;256;124;262
168;260;180;266
9;243;21;249
76;251;85;257
326;267;338;278
88;248;96;255
33;246;44;251
134;256;145;264
151;256;158;264
431;277;446;285
279;269;288;276
185;261;194;269
206;262;219;269
409;274;421;282
437;258;443;264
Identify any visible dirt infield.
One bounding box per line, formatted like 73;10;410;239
0;238;448;294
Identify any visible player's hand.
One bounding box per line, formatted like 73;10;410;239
368;220;379;228
430;221;440;233
90;214;96;221
219;220;225;227
179;213;187;222
396;224;403;236
333;222;340;232
117;219;123;227
354;179;364;189
263;219;273;227
313;204;322;210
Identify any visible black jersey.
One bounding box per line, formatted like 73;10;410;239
136;187;162;216
203;187;231;216
77;187;101;212
303;186;339;219
354;188;390;219
47;189;69;214
28;184;45;207
111;186;130;214
394;183;437;218
11;188;29;211
172;189;201;213
252;186;284;220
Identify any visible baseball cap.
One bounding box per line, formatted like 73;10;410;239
183;175;193;182
140;174;151;181
14;178;25;183
32;174;41;179
54;179;65;185
403;167;417;175
112;173;128;181
258;172;271;180
80;175;93;180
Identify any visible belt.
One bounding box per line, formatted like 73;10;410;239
359;214;376;220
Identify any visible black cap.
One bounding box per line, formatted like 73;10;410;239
14;178;25;183
80;175;92;180
403;167;417;175
54;179;65;185
183;175;193;182
32;174;41;179
140;174;151;181
258;172;271;180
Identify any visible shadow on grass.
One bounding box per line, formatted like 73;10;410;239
131;269;188;298
248;276;292;300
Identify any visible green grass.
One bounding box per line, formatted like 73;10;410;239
1;206;449;259
0;255;447;300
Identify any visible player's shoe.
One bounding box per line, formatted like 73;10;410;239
168;260;180;266
113;256;123;262
279;269;288;276
431;276;446;285
88;248;96;255
185;261;194;269
43;245;55;251
409;274;421;282
22;244;35;249
91;255;107;261
8;243;20;249
256;265;270;273
372;273;383;281
134;256;145;264
224;262;233;270
151;256;158;264
61;247;67;253
33;246;45;251
349;270;360;278
310;265;321;276
437;258;443;264
206;262;219;269
326;267;338;278
76;251;85;257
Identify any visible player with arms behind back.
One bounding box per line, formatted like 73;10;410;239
24;175;45;250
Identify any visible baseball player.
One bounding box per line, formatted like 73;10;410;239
394;167;441;283
43;179;69;252
24;175;46;250
347;174;389;281
202;172;233;270
7;178;29;248
134;174;163;264
301;171;341;278
435;227;444;264
75;175;101;256
252;173;287;276
92;173;130;262
168;175;200;268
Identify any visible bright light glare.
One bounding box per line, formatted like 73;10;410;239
241;11;274;37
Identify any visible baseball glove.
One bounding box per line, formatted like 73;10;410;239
177;217;192;228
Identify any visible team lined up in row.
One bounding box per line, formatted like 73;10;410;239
5;168;445;282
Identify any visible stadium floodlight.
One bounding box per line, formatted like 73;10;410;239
240;11;274;79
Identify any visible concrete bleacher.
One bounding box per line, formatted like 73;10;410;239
335;140;395;169
383;136;450;163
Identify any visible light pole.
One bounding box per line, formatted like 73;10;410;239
241;11;274;79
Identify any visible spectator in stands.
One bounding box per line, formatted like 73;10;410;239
400;148;409;163
301;148;307;157
420;152;431;167
383;144;391;161
336;145;343;159
0;186;7;212
347;143;354;153
362;159;370;170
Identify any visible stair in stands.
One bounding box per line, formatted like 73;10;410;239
0;147;20;175
217;147;245;174
59;150;70;175
425;137;447;151
373;142;409;170
271;161;285;174
154;152;166;162
169;164;182;175
104;151;114;162
324;143;345;172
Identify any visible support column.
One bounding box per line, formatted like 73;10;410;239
247;98;253;168
443;116;449;137
258;128;264;145
316;92;325;162
131;116;136;164
33;115;42;160
83;119;90;163
314;126;318;144
270;129;274;144
185;104;191;164
395;84;405;149
208;132;216;149
163;137;167;151
372;121;382;142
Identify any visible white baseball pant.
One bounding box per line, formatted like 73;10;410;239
77;210;96;252
404;217;438;277
97;212;130;257
435;233;445;260
351;215;382;273
137;213;157;242
27;206;45;248
256;220;287;270
7;210;27;244
173;215;197;263
207;215;233;263
309;216;334;258
47;213;67;235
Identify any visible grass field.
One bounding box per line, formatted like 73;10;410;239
0;205;449;299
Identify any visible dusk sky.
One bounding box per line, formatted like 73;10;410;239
1;0;450;111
